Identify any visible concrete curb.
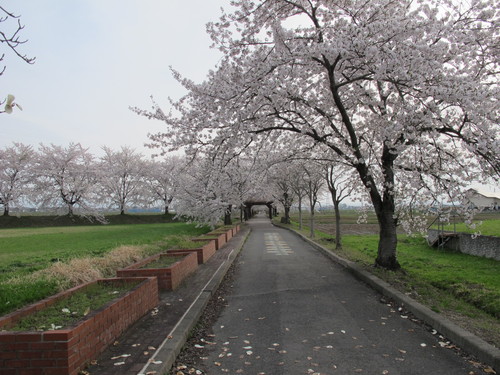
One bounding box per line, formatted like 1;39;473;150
137;227;251;375
274;223;500;372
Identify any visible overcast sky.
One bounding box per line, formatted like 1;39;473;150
1;1;232;156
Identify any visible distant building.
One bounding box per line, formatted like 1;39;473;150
467;189;500;210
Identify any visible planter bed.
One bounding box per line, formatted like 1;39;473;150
194;232;226;250
220;224;240;238
190;238;217;253
0;277;158;375
116;252;198;291
218;224;240;236
210;228;233;242
167;240;216;264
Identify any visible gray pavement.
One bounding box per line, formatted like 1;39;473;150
192;216;483;374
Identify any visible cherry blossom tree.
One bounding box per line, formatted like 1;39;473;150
289;163;308;230
228;157;266;224
267;159;313;225
270;171;295;224
98;146;147;215
174;153;264;226
35;143;98;217
174;158;233;227
137;0;499;269
303;162;325;238
0;143;35;216
144;155;184;215
324;162;357;249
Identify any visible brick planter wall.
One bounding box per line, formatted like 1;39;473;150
116;252;198;290
194;233;226;250
225;228;234;241
167;240;216;264
0;277;158;375
219;228;233;241
190;238;217;255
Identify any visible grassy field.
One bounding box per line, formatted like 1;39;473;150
293;209;500;235
281;211;500;347
0;219;210;315
433;219;500;236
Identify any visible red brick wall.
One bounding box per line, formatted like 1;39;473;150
116;252;198;290
167;241;216;264
169;252;198;289
224;228;233;241
0;277;158;375
209;229;232;243
191;239;217;255
200;233;226;249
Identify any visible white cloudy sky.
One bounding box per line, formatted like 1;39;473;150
1;0;232;156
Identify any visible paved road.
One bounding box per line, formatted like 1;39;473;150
196;216;478;375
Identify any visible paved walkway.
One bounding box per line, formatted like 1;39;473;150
192;216;479;374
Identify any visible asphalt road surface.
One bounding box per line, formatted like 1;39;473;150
194;215;479;375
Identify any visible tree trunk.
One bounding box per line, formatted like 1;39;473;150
281;191;291;224
326;174;343;249
164;197;172;215
298;196;303;230
371;144;400;270
346;143;401;269
333;201;342;249
374;202;399;269
309;209;315;238
309;189;315;238
3;202;9;216
224;205;232;225
67;204;74;217
281;204;291;224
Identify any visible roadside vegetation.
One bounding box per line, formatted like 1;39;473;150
0;216;210;316
283;210;500;348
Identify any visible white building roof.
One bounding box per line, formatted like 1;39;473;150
471;188;500;200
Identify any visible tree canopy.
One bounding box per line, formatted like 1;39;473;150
137;0;499;269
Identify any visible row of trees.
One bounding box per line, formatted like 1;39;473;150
0;141;355;238
135;0;499;269
0;143;182;218
3;1;498;271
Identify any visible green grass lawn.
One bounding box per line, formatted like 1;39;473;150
432;219;500;236
0;222;209;315
336;235;500;317
0;223;209;279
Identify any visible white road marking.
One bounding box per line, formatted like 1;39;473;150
264;233;294;255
